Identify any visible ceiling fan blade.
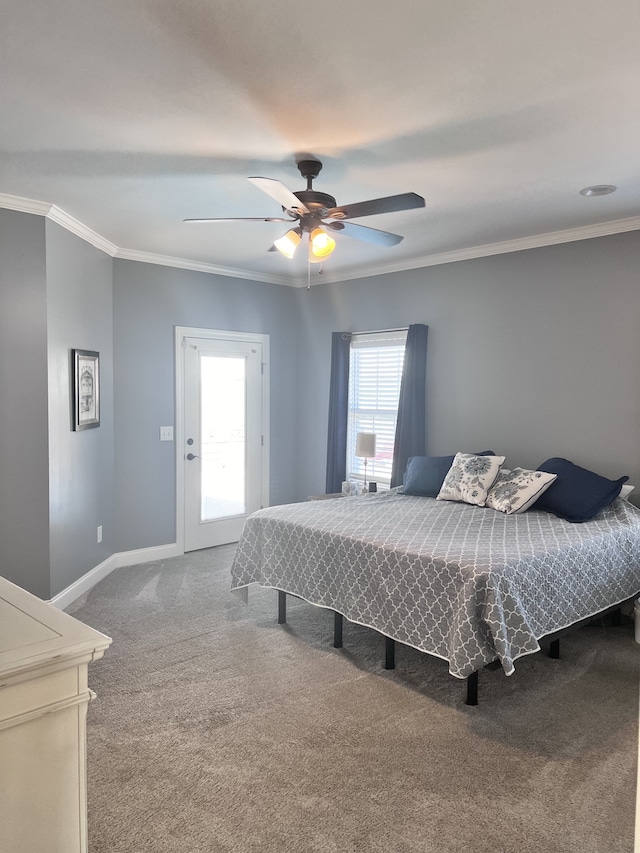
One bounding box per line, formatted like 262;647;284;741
326;192;425;221
184;216;296;223
248;177;310;215
324;220;404;246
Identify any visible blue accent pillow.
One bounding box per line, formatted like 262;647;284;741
534;457;628;522
402;451;495;497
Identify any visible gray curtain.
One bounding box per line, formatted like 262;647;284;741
390;324;428;488
325;332;352;494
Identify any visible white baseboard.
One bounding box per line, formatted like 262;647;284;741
110;542;182;570
50;543;183;610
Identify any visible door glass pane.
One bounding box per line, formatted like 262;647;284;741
200;355;246;521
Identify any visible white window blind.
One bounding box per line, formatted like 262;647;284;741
346;329;407;489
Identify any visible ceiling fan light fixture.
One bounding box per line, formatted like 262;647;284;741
273;228;301;258
310;227;336;258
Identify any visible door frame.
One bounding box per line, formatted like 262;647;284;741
174;326;270;554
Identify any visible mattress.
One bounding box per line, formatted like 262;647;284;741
230;490;640;678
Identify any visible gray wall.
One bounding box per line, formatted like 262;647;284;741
45;221;114;596
293;230;640;501
1;202;640;598
112;260;301;552
0;211;51;598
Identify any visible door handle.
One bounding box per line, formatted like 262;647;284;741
186;453;200;461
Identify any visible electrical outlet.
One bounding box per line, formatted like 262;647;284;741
97;525;103;544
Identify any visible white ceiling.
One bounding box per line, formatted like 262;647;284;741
1;0;639;286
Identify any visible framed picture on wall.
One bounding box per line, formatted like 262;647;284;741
72;349;100;430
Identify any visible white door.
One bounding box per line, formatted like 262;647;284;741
181;332;266;551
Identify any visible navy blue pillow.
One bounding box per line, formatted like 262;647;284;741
402;452;495;497
534;457;628;522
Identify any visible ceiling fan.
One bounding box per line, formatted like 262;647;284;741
184;158;425;262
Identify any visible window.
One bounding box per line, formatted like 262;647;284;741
346;329;407;489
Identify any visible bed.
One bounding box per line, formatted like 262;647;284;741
230;486;640;703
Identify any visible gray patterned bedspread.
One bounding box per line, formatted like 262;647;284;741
230;491;640;678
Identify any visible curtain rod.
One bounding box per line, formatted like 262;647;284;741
349;326;409;336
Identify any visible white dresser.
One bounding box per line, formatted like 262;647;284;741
0;576;111;853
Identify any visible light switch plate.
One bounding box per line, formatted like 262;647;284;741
160;426;174;441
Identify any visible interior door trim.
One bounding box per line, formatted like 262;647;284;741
174;326;270;555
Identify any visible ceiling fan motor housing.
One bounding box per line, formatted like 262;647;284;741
292;190;337;220
290;158;337;221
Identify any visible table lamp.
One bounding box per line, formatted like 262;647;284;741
355;432;377;494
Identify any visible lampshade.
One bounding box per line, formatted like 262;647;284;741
274;229;301;259
310;227;336;259
355;432;376;458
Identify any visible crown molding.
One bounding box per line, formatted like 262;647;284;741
0;192;53;217
2;192;639;287
113;247;294;287
302;215;640;286
48;205;118;255
0;192;118;255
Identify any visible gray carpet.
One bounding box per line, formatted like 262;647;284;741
67;545;639;852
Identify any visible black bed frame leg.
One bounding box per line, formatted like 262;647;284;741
333;611;343;648
277;590;287;624
548;638;560;659
466;671;478;706
611;608;622;627
384;636;395;669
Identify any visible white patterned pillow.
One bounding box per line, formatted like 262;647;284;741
486;467;558;514
436;453;505;507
